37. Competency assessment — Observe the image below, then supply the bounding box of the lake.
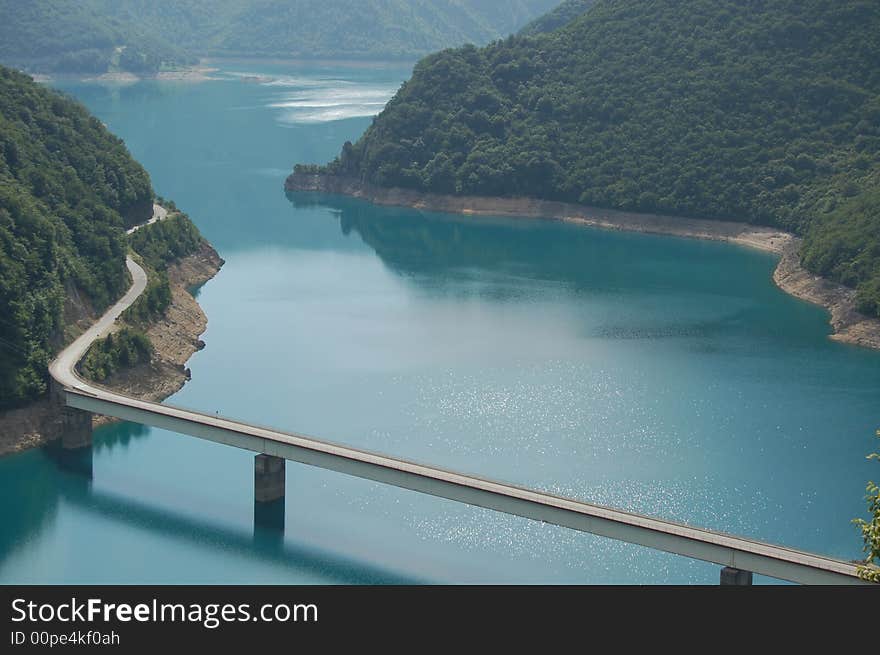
[1,61,878,584]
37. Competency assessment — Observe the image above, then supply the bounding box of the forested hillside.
[304,0,880,315]
[0,0,560,72]
[204,0,559,59]
[519,0,596,35]
[0,0,194,74]
[0,65,153,408]
[801,185,880,316]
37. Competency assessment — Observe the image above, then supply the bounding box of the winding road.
[129,203,167,234]
[48,204,165,391]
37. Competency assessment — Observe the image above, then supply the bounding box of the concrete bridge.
[48,223,870,586]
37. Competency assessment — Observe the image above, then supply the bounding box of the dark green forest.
[802,187,880,316]
[128,212,203,273]
[0,0,194,74]
[1,0,559,72]
[78,327,152,382]
[307,0,880,316]
[0,65,153,408]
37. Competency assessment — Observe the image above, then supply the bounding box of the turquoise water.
[1,62,878,584]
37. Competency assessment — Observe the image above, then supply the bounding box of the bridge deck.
[65,386,867,585]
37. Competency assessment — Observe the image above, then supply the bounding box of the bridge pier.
[61,407,93,449]
[50,379,93,450]
[720,567,753,586]
[255,454,285,503]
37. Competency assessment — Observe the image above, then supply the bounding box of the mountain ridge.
[0,0,561,73]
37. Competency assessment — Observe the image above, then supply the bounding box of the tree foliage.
[519,0,597,36]
[210,0,558,59]
[0,65,153,408]
[801,187,880,317]
[123,210,205,325]
[78,327,152,383]
[854,431,880,583]
[310,0,880,310]
[128,212,203,272]
[0,0,194,74]
[123,269,172,326]
[1,0,559,70]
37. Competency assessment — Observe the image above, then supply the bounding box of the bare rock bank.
[0,241,224,456]
[287,173,880,350]
[92,241,224,427]
[773,239,880,350]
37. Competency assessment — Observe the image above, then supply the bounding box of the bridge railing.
[61,385,868,586]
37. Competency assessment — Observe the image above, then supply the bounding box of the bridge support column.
[61,407,93,450]
[50,378,93,450]
[255,454,285,503]
[720,567,753,586]
[254,454,285,537]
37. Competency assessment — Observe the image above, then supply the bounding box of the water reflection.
[287,191,772,294]
[62,482,418,584]
[93,421,150,454]
[285,191,805,350]
[53,78,196,108]
[254,499,286,544]
[0,450,61,566]
[43,439,94,480]
[0,431,418,583]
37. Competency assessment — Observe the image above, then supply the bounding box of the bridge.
[48,219,870,585]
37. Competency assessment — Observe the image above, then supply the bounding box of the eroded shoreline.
[92,240,225,427]
[286,172,880,350]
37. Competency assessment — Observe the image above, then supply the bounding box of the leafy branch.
[853,430,880,583]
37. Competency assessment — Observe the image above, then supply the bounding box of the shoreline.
[201,55,416,69]
[30,65,220,85]
[91,240,224,427]
[0,241,224,457]
[28,55,415,85]
[286,172,880,350]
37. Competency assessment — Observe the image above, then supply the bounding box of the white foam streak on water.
[223,72,332,88]
[285,106,389,123]
[263,75,345,88]
[252,73,398,124]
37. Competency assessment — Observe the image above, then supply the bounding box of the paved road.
[49,203,165,389]
[127,203,168,235]
[49,257,147,390]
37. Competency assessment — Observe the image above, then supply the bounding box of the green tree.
[78,327,152,382]
[854,431,880,583]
